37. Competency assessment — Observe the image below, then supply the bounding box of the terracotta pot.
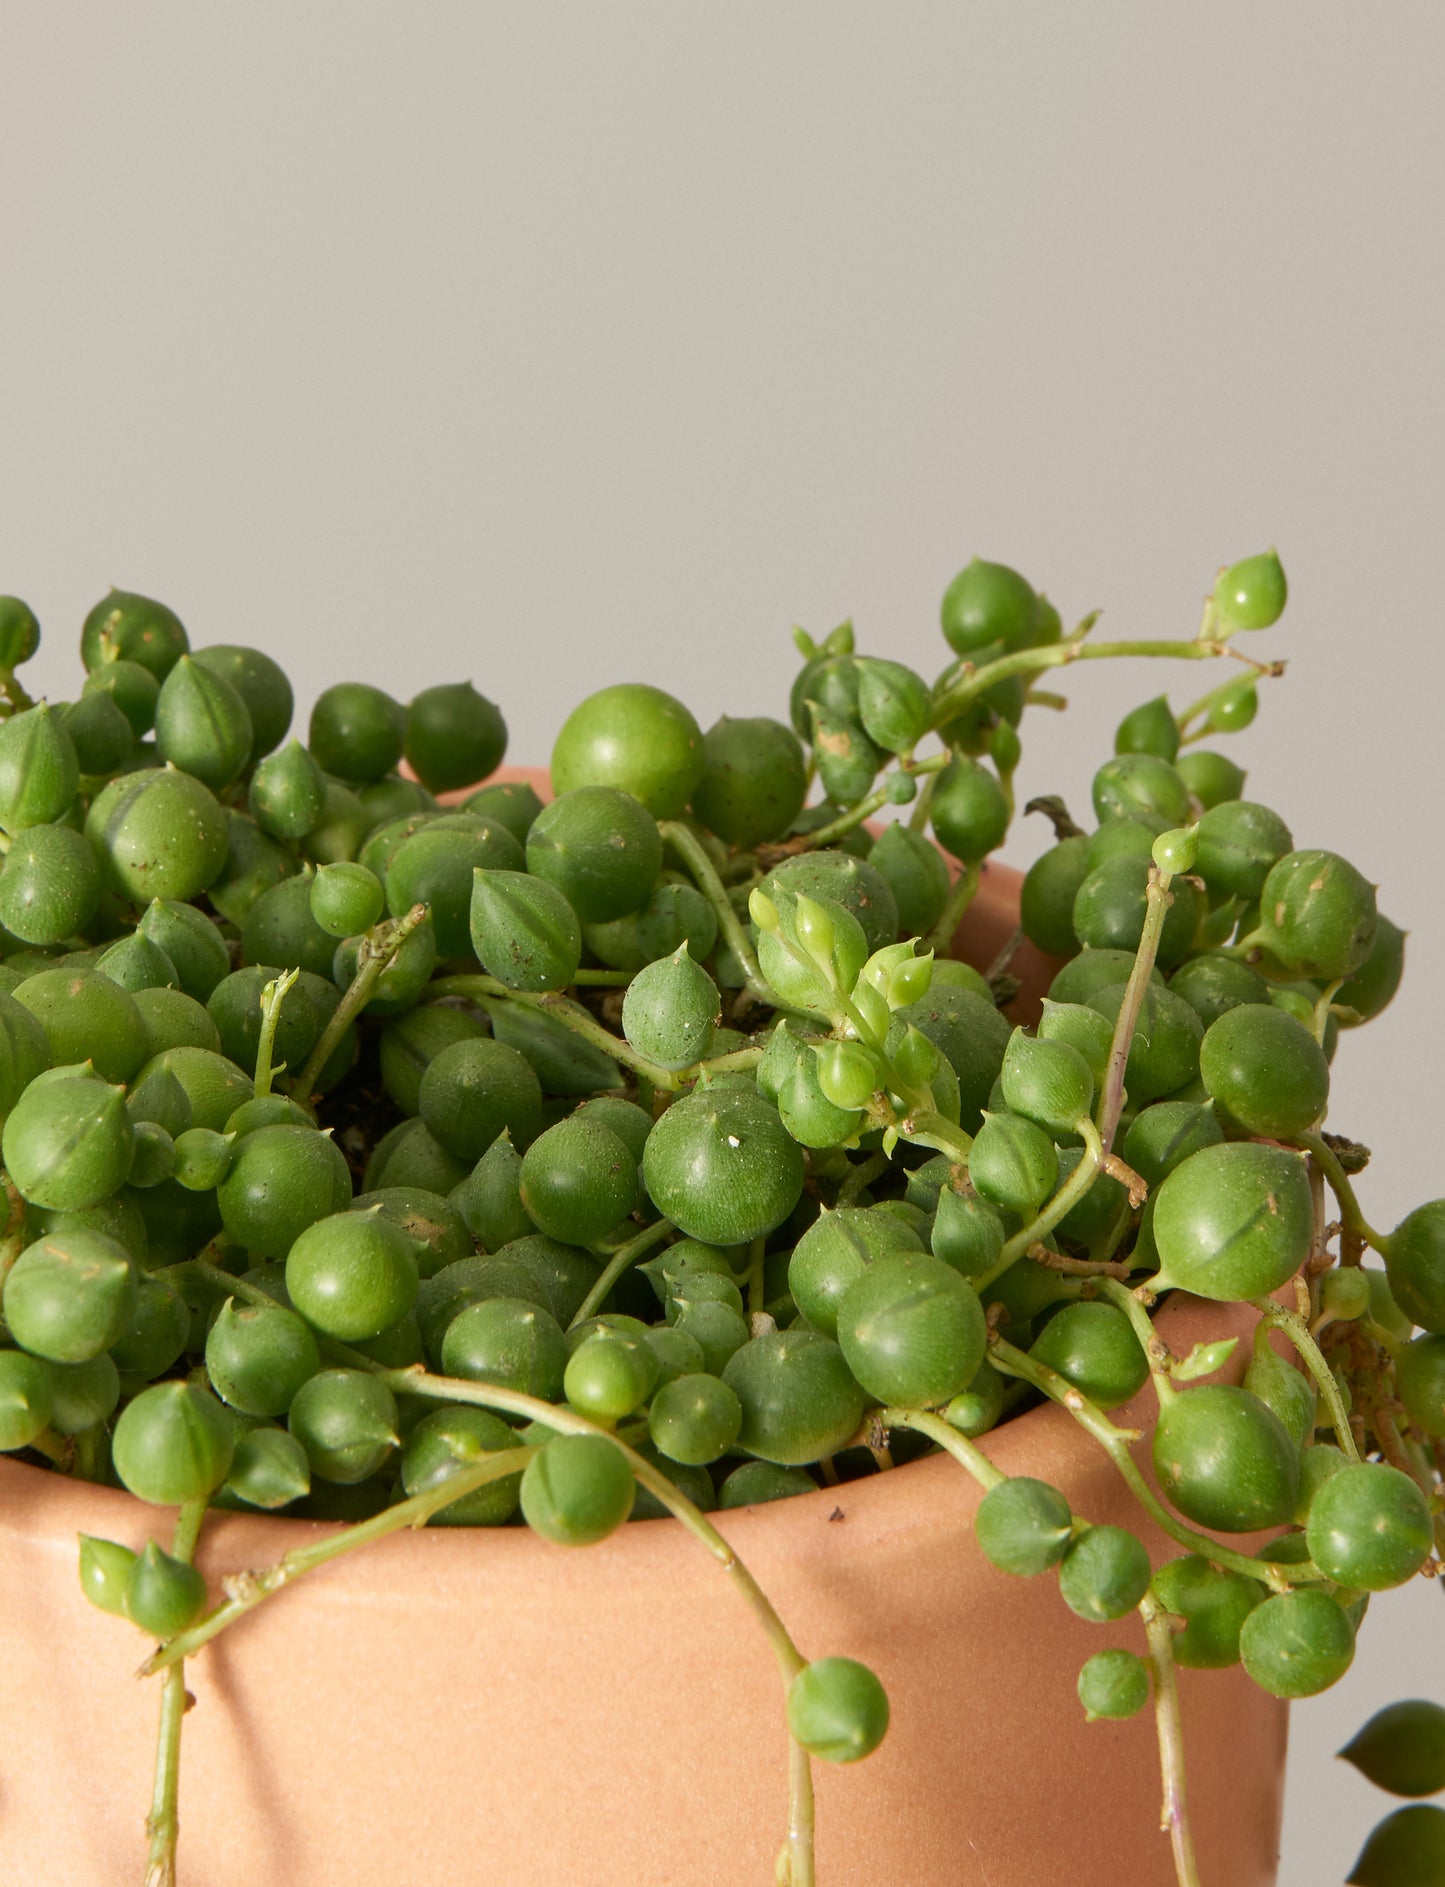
[0,797,1287,1887]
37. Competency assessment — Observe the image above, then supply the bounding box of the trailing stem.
[427,974,762,1093]
[798,752,950,850]
[1141,1593,1201,1887]
[922,860,980,956]
[1096,865,1174,1152]
[879,1407,1006,1492]
[929,630,1280,731]
[142,1452,538,1673]
[143,1497,207,1887]
[568,1217,675,1330]
[146,1372,820,1887]
[658,820,777,1007]
[1249,1297,1362,1463]
[987,1337,1310,1587]
[1296,1130,1388,1252]
[975,1119,1108,1290]
[292,903,430,1100]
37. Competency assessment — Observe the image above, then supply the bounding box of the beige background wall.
[2,6,1441,1881]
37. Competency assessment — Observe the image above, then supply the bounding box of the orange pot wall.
[0,787,1286,1886]
[0,1293,1284,1887]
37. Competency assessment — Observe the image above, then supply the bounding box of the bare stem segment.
[659,819,777,1007]
[1096,865,1173,1152]
[142,1497,207,1887]
[293,902,430,1099]
[1141,1593,1202,1887]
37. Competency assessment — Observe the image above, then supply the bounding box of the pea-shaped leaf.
[968,1111,1058,1219]
[1340,1701,1445,1799]
[1239,1588,1355,1698]
[1152,1383,1300,1533]
[643,1086,804,1248]
[1077,1648,1150,1721]
[154,655,253,791]
[836,1252,986,1408]
[520,1433,635,1546]
[621,947,720,1070]
[1347,1805,1445,1887]
[1150,1141,1313,1301]
[1000,1028,1094,1136]
[1255,848,1378,982]
[787,1657,889,1763]
[855,657,931,755]
[0,704,79,832]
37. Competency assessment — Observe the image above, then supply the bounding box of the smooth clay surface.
[0,855,1287,1887]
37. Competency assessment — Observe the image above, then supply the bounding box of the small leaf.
[1171,1338,1239,1382]
[885,952,934,1011]
[849,979,891,1048]
[859,939,915,989]
[792,894,837,977]
[748,888,782,935]
[814,1041,879,1113]
[890,1023,941,1091]
[1340,1702,1445,1799]
[78,1535,139,1618]
[792,626,820,659]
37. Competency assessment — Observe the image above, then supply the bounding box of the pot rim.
[0,1292,1245,1593]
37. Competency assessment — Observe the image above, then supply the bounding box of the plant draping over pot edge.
[0,556,1438,1887]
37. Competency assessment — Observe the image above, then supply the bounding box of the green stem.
[568,1217,674,1330]
[143,1451,537,1674]
[142,1497,207,1887]
[292,902,430,1100]
[1096,865,1173,1152]
[616,1445,814,1885]
[1093,1277,1178,1405]
[929,633,1264,731]
[570,969,635,986]
[432,977,691,1090]
[923,861,980,956]
[1296,1131,1388,1251]
[908,771,939,834]
[782,1738,817,1887]
[801,753,950,849]
[0,666,35,713]
[1141,1591,1201,1887]
[252,967,300,1098]
[696,1045,765,1077]
[896,1111,974,1164]
[837,1149,889,1207]
[880,1407,1006,1491]
[178,1258,277,1311]
[987,1337,1307,1586]
[1310,978,1342,1047]
[659,820,777,1006]
[1250,1298,1362,1463]
[975,1118,1106,1289]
